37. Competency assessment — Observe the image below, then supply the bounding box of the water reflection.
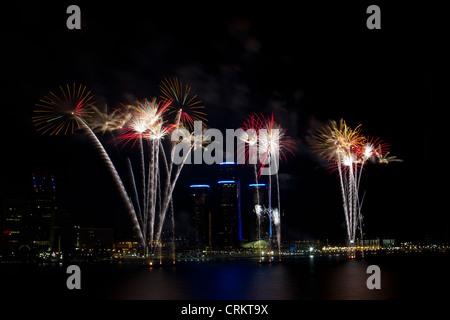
[108,256,383,300]
[1,254,447,300]
[109,261,295,299]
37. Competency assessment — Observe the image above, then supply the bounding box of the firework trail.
[114,98,174,254]
[254,204,263,261]
[114,102,150,249]
[239,113,295,260]
[314,119,400,256]
[126,157,143,225]
[259,113,296,260]
[238,114,264,260]
[272,207,280,259]
[158,141,176,263]
[154,77,208,257]
[104,80,207,259]
[35,81,208,261]
[33,85,144,244]
[80,120,144,244]
[155,125,211,249]
[314,120,359,248]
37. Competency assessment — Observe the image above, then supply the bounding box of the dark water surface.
[1,253,449,300]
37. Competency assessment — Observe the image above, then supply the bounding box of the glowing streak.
[33,83,94,135]
[314,119,400,253]
[35,83,208,260]
[126,157,142,225]
[78,120,144,244]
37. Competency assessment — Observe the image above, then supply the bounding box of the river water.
[1,253,449,300]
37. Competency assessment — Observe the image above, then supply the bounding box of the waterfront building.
[25,173,58,251]
[189,184,211,250]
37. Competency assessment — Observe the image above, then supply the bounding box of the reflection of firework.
[159,76,207,130]
[33,84,94,135]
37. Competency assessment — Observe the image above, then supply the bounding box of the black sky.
[1,1,447,243]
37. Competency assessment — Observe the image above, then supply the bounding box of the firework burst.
[238,112,296,261]
[238,113,296,175]
[33,84,144,244]
[115,98,173,148]
[159,76,207,130]
[360,136,390,162]
[33,83,95,135]
[314,119,399,257]
[258,113,296,169]
[34,83,208,261]
[237,113,263,165]
[89,104,131,135]
[314,119,364,162]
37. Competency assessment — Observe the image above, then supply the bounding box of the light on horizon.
[249,183,266,187]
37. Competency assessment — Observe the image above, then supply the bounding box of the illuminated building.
[188,163,281,250]
[26,173,58,251]
[189,185,211,250]
[218,162,236,179]
[77,227,114,251]
[1,173,66,254]
[213,162,242,249]
[1,196,25,252]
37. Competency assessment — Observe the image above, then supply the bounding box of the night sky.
[1,1,447,243]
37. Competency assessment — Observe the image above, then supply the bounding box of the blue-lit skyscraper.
[213,162,242,249]
[189,185,211,249]
[27,173,58,251]
[242,183,269,243]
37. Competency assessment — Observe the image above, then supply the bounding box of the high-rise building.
[53,208,77,253]
[218,161,237,180]
[26,173,58,251]
[214,180,241,249]
[189,184,211,250]
[188,162,278,250]
[1,196,25,252]
[77,227,114,251]
[213,162,242,249]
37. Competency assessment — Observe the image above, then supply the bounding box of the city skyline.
[1,157,447,258]
[2,166,444,257]
[1,2,449,308]
[2,2,447,250]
